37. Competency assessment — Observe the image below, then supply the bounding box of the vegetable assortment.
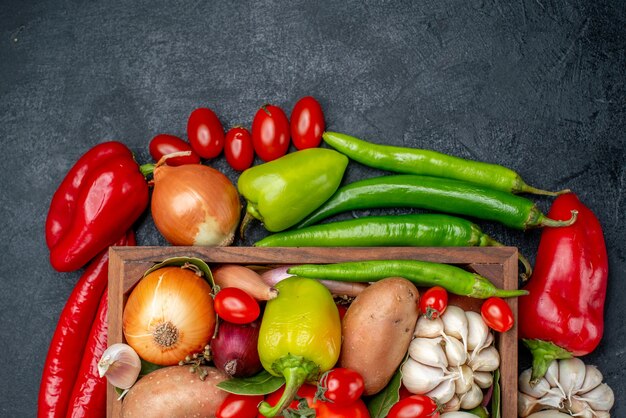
[41,95,616,417]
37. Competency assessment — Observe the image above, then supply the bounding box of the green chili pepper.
[257,276,341,417]
[297,175,577,230]
[256,213,532,278]
[238,148,348,232]
[323,131,569,196]
[287,260,528,299]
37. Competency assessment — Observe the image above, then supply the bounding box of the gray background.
[1,0,624,416]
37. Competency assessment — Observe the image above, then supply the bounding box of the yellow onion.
[122,266,215,366]
[151,159,241,246]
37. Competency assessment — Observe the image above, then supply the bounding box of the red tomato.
[217,393,264,418]
[251,104,290,161]
[387,395,440,418]
[290,96,325,150]
[187,107,225,159]
[224,127,254,171]
[317,368,365,406]
[481,297,514,332]
[214,288,260,324]
[419,286,448,319]
[149,134,201,166]
[260,384,370,418]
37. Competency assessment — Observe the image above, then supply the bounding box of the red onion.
[210,319,262,378]
[260,265,368,297]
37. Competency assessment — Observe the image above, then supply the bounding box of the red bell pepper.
[47,142,148,272]
[65,290,109,418]
[519,193,608,381]
[38,231,135,418]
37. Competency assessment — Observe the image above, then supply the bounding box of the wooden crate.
[107,246,519,418]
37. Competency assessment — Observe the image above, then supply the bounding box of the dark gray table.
[1,1,624,416]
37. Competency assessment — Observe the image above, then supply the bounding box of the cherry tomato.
[419,286,448,319]
[251,104,290,161]
[149,134,201,166]
[214,287,260,324]
[290,96,325,150]
[187,107,225,159]
[217,393,264,418]
[387,395,440,418]
[481,297,514,332]
[317,368,364,406]
[260,384,369,418]
[224,127,254,171]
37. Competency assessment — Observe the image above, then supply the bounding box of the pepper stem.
[523,339,573,384]
[257,354,319,417]
[540,210,578,228]
[471,275,529,299]
[239,210,255,241]
[519,184,571,196]
[139,163,155,177]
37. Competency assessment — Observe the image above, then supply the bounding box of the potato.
[122,366,229,418]
[340,277,419,395]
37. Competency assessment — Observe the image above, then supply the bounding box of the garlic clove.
[518,392,545,417]
[443,395,461,412]
[545,360,562,390]
[98,343,142,390]
[579,364,603,394]
[576,383,615,412]
[401,357,452,394]
[454,365,473,395]
[473,371,493,389]
[519,368,551,398]
[413,315,444,338]
[465,311,488,352]
[441,306,469,352]
[564,397,595,418]
[468,345,500,372]
[526,411,575,417]
[426,377,456,404]
[408,337,448,370]
[537,387,567,409]
[459,382,483,410]
[443,335,467,367]
[558,358,586,399]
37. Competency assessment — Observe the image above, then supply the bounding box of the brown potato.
[121,366,229,418]
[340,277,419,395]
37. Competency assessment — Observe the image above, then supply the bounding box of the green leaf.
[217,370,285,395]
[366,363,404,418]
[464,405,490,418]
[139,359,162,377]
[491,368,501,418]
[143,256,216,288]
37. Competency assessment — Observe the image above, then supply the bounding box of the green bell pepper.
[257,276,342,417]
[237,148,348,232]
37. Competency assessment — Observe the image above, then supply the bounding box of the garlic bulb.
[98,343,141,389]
[518,359,614,417]
[403,305,499,411]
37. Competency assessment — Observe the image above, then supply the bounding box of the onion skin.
[210,319,262,378]
[151,163,241,246]
[213,265,278,301]
[260,265,368,297]
[123,266,216,366]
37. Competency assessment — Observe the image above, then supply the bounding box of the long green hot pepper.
[288,260,528,299]
[323,131,568,196]
[256,213,532,278]
[296,175,577,230]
